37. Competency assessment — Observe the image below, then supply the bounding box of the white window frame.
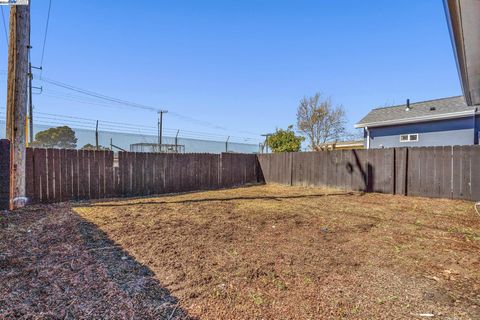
[399,133,419,143]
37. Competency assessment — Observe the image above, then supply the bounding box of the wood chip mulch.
[0,204,192,319]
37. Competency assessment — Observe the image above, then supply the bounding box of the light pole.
[261,133,272,153]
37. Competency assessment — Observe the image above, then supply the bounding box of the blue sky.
[0,0,461,143]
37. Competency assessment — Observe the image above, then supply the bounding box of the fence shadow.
[349,150,374,192]
[75,214,194,319]
[0,205,194,319]
[85,191,361,208]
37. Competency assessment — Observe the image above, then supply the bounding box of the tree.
[267,126,304,153]
[31,126,78,149]
[297,93,346,151]
[81,143,109,151]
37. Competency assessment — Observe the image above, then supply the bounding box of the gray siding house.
[355,96,479,149]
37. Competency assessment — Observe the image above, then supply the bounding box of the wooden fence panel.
[471,147,480,201]
[0,140,10,209]
[121,152,128,195]
[34,148,47,202]
[65,150,73,200]
[452,146,471,200]
[432,147,449,199]
[97,151,105,198]
[309,152,318,186]
[52,149,61,202]
[26,148,34,201]
[423,147,435,198]
[319,151,328,187]
[133,152,141,196]
[89,151,98,199]
[46,149,54,202]
[407,147,420,197]
[416,147,427,197]
[337,151,346,190]
[394,148,407,195]
[350,149,368,192]
[259,153,290,185]
[78,150,86,200]
[367,149,389,194]
[257,146,480,201]
[221,153,231,187]
[105,151,114,198]
[163,153,171,194]
[18,145,480,204]
[126,152,134,196]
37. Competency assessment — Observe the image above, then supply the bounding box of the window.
[400,134,419,142]
[400,135,409,142]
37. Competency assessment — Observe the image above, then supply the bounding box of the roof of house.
[355,96,477,128]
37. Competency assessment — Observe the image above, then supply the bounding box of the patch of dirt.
[2,184,480,319]
[0,204,189,319]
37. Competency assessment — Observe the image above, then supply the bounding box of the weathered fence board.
[15,145,480,205]
[258,146,480,202]
[113,152,258,198]
[0,140,10,210]
[25,147,35,201]
[24,149,259,203]
[25,148,115,203]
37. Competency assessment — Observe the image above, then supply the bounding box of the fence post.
[404,148,409,196]
[0,140,10,210]
[393,148,396,195]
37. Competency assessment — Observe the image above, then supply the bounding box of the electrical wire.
[38,76,158,111]
[1,6,8,47]
[35,76,262,136]
[40,0,52,71]
[30,111,256,141]
[0,109,259,143]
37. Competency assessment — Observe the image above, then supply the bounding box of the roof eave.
[354,109,476,128]
[444,0,480,106]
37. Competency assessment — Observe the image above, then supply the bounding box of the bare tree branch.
[296,93,346,151]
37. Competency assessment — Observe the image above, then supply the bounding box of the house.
[317,140,364,151]
[355,96,479,149]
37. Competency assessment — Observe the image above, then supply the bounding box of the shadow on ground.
[84,191,361,208]
[0,204,194,319]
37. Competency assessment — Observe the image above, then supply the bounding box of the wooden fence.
[116,152,259,196]
[25,149,260,203]
[258,146,480,201]
[26,148,115,203]
[0,140,10,209]
[2,145,479,207]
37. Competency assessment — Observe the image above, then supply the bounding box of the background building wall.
[0,121,260,154]
[367,116,475,148]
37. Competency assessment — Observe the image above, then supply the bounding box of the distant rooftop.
[355,96,477,128]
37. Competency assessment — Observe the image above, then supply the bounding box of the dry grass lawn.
[2,184,480,319]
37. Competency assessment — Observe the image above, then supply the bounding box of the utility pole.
[157,110,168,153]
[261,133,272,153]
[6,2,30,209]
[27,62,41,145]
[225,136,230,153]
[28,62,33,144]
[95,120,99,150]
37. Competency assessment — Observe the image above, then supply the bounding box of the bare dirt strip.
[1,184,479,319]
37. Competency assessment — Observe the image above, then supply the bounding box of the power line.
[40,0,52,70]
[38,76,159,111]
[0,109,260,143]
[35,76,262,136]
